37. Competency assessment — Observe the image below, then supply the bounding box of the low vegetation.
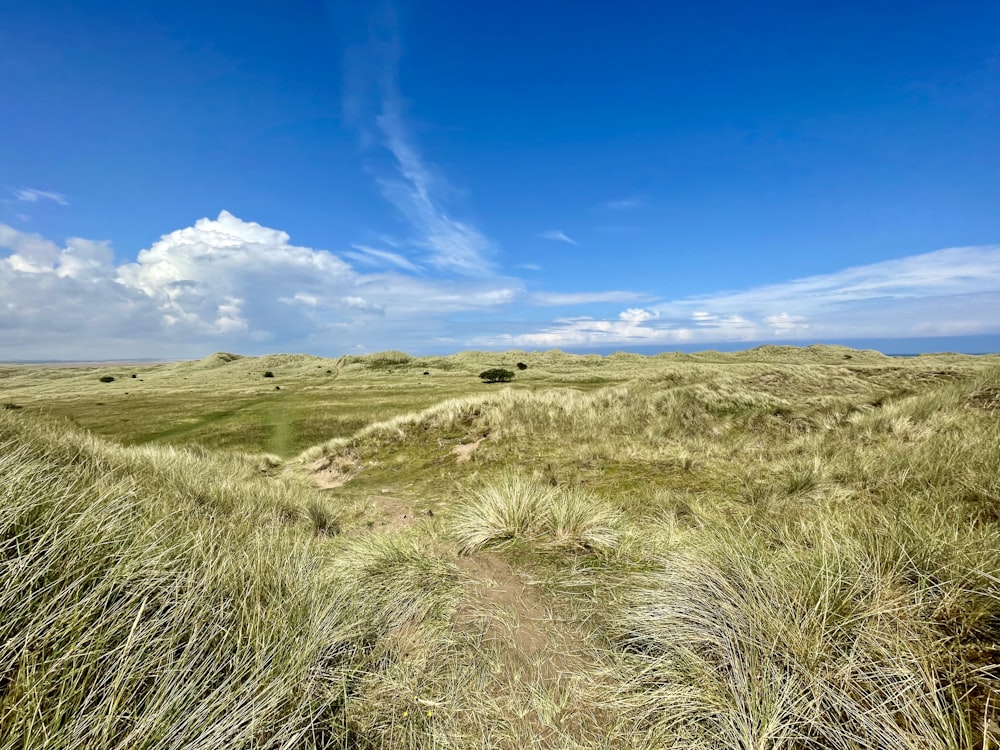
[1,345,998,748]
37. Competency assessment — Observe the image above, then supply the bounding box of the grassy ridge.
[2,347,999,748]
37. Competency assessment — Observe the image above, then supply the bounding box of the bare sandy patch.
[367,494,423,531]
[309,452,361,489]
[452,431,489,463]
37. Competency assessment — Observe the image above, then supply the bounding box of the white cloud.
[764,312,809,334]
[344,244,421,272]
[339,9,495,279]
[537,230,578,245]
[619,308,657,324]
[376,96,495,276]
[655,245,1000,327]
[0,225,63,272]
[484,316,693,349]
[602,197,643,211]
[0,211,524,359]
[342,296,385,314]
[4,214,997,359]
[15,188,68,206]
[479,245,1000,349]
[531,290,651,306]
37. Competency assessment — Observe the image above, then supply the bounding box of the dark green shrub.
[516,362,528,370]
[479,368,515,384]
[3,403,22,410]
[263,371,274,378]
[99,376,115,383]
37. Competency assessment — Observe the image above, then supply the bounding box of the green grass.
[1,346,999,748]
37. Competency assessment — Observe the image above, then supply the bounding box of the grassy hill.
[2,347,999,748]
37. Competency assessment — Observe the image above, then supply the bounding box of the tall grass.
[612,526,979,749]
[3,352,999,748]
[0,413,354,748]
[452,473,621,555]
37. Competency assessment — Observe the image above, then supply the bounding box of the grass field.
[2,344,999,748]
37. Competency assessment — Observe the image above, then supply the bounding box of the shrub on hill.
[516,362,528,370]
[263,371,274,378]
[479,368,515,384]
[99,375,114,383]
[362,350,413,370]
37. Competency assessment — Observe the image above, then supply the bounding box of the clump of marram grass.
[610,521,986,750]
[452,473,621,554]
[0,413,357,748]
[326,532,462,638]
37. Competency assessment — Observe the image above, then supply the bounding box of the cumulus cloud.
[15,188,68,206]
[0,211,525,359]
[537,230,578,245]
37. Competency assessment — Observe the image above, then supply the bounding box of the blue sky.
[2,0,999,358]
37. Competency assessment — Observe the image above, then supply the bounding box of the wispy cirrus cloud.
[344,243,422,272]
[15,188,68,206]
[375,96,496,276]
[530,290,653,306]
[602,196,643,211]
[537,229,578,245]
[336,3,497,278]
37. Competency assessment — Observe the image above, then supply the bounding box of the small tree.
[263,371,274,378]
[479,368,514,384]
[99,375,115,383]
[516,362,528,370]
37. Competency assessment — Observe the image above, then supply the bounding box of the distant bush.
[516,362,528,370]
[99,375,115,383]
[263,371,274,378]
[2,402,22,410]
[131,374,137,378]
[479,368,515,384]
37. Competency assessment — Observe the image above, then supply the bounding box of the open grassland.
[2,344,1000,749]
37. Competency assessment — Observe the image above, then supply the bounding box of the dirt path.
[453,551,612,745]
